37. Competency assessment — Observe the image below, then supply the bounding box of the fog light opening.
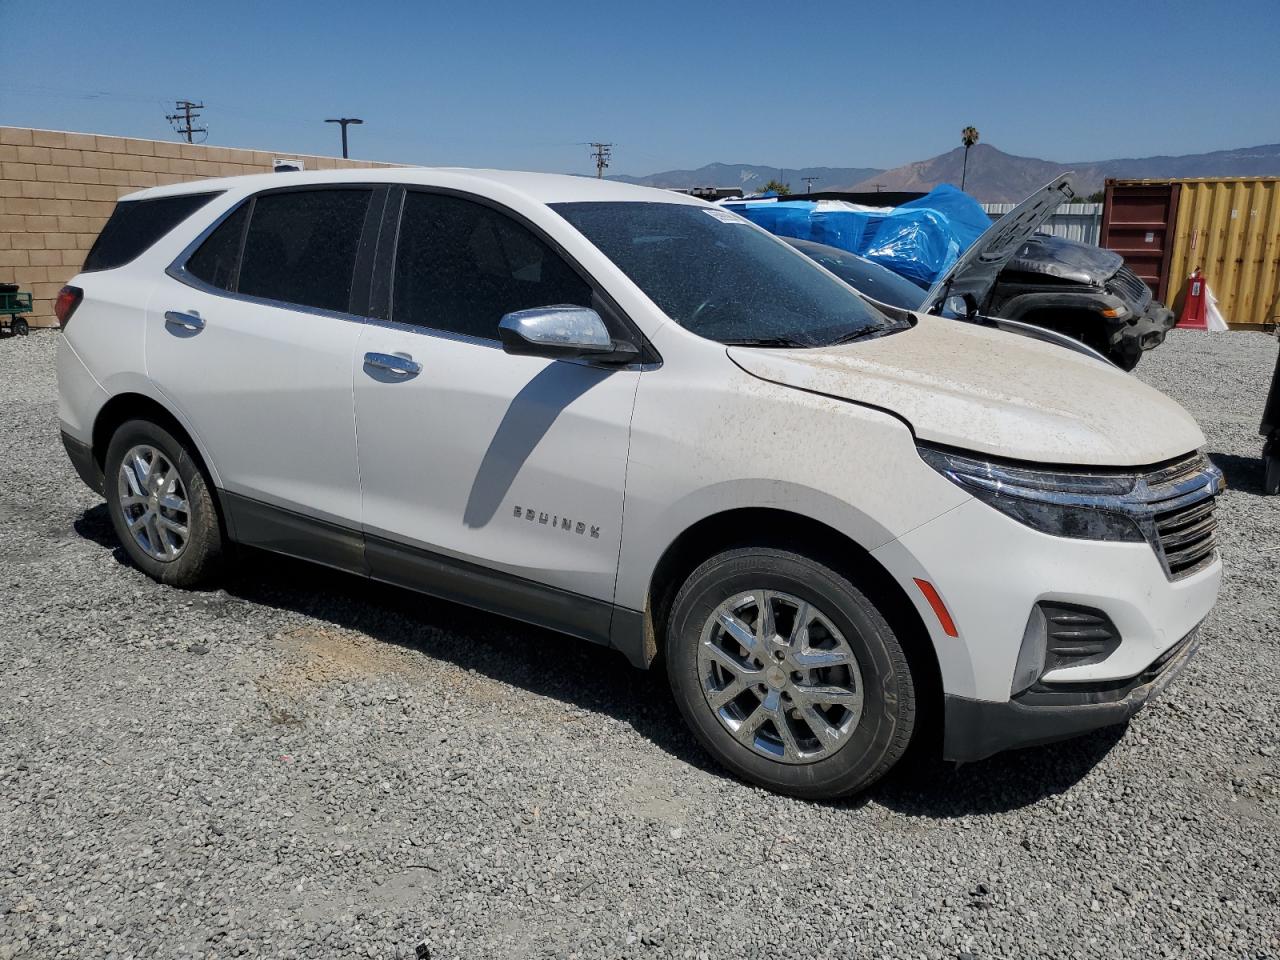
[1012,606,1049,697]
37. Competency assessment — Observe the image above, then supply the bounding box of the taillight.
[54,285,83,328]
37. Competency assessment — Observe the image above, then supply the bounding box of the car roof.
[121,167,709,208]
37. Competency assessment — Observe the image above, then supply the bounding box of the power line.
[165,100,206,143]
[802,176,820,193]
[589,142,612,178]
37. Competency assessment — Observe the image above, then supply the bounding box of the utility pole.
[802,176,819,194]
[589,142,612,178]
[326,118,364,159]
[165,100,206,144]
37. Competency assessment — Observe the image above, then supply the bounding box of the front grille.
[1107,264,1153,309]
[1155,497,1218,577]
[1138,454,1220,579]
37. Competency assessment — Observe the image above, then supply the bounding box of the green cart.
[0,283,33,337]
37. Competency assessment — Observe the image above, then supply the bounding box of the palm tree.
[960,126,980,191]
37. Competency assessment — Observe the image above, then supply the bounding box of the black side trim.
[223,492,367,576]
[608,606,649,669]
[221,494,645,664]
[61,431,104,495]
[366,534,616,649]
[943,627,1200,763]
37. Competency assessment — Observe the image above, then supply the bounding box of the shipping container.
[1103,178,1280,330]
[1099,181,1180,302]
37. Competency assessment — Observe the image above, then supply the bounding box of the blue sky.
[3,0,1277,176]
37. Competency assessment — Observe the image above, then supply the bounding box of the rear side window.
[83,193,219,272]
[392,191,592,340]
[236,189,373,313]
[185,203,249,291]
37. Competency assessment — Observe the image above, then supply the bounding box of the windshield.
[551,201,902,347]
[784,238,927,311]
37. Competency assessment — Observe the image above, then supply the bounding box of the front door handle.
[164,310,204,332]
[363,351,421,377]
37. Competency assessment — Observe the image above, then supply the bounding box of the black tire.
[103,418,224,587]
[666,548,915,800]
[1264,443,1280,496]
[12,318,29,336]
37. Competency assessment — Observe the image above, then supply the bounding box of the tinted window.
[237,189,372,313]
[83,193,219,272]
[393,192,592,340]
[553,202,899,348]
[185,203,248,291]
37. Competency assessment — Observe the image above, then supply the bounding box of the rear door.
[147,186,384,566]
[352,188,640,623]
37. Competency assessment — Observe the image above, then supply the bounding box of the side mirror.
[941,294,973,319]
[498,305,636,362]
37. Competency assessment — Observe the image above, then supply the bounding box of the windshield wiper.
[720,336,811,348]
[828,321,910,346]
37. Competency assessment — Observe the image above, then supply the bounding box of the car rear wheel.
[104,419,224,587]
[666,547,915,799]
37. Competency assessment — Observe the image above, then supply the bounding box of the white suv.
[56,169,1222,798]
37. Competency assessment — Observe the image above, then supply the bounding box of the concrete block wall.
[0,126,402,328]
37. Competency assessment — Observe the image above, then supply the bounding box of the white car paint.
[352,322,640,602]
[57,166,1222,754]
[727,314,1206,466]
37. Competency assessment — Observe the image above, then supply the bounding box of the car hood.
[1006,234,1123,286]
[726,314,1205,466]
[922,174,1076,315]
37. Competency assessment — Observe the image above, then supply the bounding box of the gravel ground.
[1,328,1277,960]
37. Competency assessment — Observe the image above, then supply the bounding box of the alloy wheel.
[117,444,191,562]
[697,589,864,764]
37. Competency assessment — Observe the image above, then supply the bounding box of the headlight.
[917,445,1144,542]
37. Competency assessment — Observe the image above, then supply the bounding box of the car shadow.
[1207,451,1265,496]
[865,724,1125,817]
[462,362,613,529]
[74,504,1127,814]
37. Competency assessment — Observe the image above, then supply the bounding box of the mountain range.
[611,143,1280,202]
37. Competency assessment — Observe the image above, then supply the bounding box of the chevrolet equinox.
[56,169,1223,798]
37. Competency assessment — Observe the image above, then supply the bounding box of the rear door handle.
[363,351,421,377]
[164,310,204,332]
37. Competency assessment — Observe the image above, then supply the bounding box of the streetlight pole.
[325,117,364,159]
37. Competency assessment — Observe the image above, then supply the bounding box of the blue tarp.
[724,184,991,288]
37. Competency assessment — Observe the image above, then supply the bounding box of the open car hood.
[726,314,1205,467]
[922,174,1077,315]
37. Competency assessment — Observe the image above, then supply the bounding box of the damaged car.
[734,177,1176,370]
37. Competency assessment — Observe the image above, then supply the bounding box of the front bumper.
[942,625,1200,762]
[1121,301,1177,354]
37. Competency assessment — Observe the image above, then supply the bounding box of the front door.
[352,190,639,627]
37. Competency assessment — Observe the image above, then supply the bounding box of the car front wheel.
[666,547,916,799]
[103,418,224,587]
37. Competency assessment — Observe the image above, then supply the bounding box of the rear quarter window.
[82,193,220,272]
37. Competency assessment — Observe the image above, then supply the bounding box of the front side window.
[552,201,902,347]
[235,189,373,313]
[392,191,592,341]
